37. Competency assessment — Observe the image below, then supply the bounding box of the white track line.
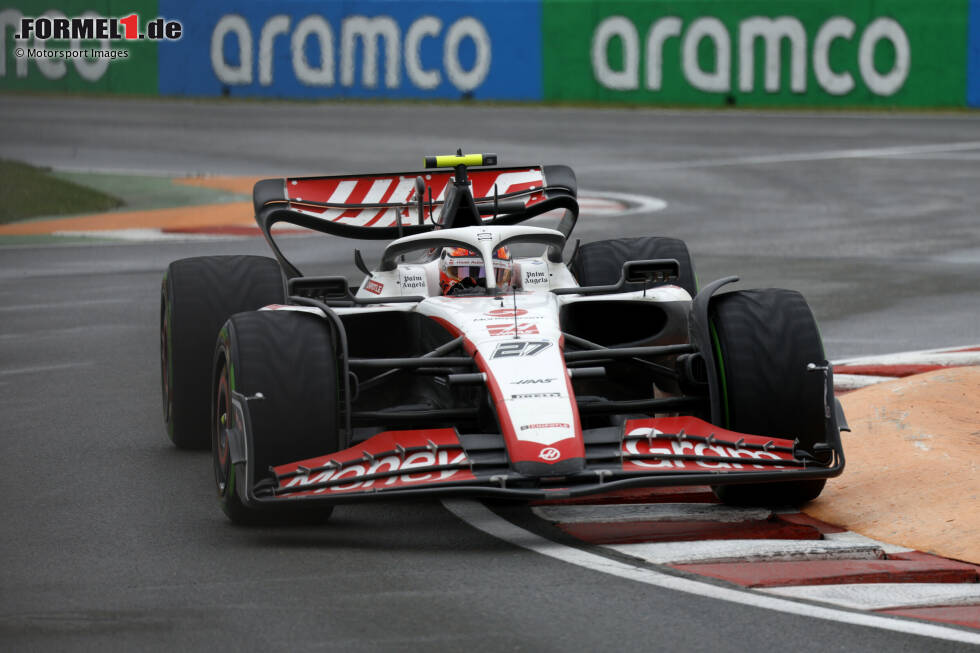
[760,583,980,611]
[0,298,130,312]
[833,343,980,364]
[605,539,883,565]
[834,349,980,368]
[53,229,249,242]
[0,361,94,377]
[833,374,896,390]
[443,499,980,645]
[831,344,980,390]
[577,189,668,216]
[822,531,913,555]
[532,503,772,524]
[592,141,980,173]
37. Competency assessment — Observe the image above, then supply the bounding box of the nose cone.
[512,456,585,477]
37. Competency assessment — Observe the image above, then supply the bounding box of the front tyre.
[571,236,697,297]
[161,255,284,449]
[213,310,340,525]
[708,289,829,507]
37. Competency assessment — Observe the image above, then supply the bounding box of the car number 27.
[491,340,553,359]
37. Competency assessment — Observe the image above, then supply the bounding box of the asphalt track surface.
[1,97,978,651]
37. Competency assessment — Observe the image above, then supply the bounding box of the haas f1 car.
[160,153,846,524]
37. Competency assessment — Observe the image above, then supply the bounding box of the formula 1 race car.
[160,153,847,524]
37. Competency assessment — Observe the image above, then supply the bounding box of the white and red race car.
[160,153,847,524]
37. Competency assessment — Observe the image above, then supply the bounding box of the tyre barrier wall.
[2,0,980,108]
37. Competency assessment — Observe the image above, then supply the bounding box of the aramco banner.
[157,0,541,100]
[542,0,971,107]
[1,0,978,107]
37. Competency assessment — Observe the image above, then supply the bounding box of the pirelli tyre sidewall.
[708,289,828,507]
[571,236,698,297]
[213,310,339,525]
[160,255,285,449]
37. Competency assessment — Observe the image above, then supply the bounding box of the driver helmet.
[439,246,512,295]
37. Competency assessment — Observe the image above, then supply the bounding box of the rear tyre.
[571,236,697,297]
[213,311,339,525]
[708,289,829,507]
[161,256,284,449]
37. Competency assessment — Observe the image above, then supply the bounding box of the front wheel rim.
[213,366,232,496]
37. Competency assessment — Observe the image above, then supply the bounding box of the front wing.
[230,413,844,509]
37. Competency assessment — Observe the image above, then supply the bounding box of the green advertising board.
[0,0,158,94]
[1,0,974,108]
[542,0,969,107]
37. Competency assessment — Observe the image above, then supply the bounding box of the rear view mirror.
[623,259,680,284]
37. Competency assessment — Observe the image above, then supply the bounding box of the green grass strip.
[0,159,122,224]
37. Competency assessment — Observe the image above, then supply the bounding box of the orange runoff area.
[0,201,254,235]
[172,175,263,195]
[0,175,265,236]
[807,366,980,564]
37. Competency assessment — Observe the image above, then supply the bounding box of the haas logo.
[486,308,527,317]
[539,447,561,461]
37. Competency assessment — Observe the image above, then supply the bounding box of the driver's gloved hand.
[447,276,485,296]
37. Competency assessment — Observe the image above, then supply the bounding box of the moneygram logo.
[15,14,182,41]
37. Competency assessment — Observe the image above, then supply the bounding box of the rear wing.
[253,165,578,277]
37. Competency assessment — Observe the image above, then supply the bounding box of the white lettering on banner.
[813,17,855,95]
[209,13,491,93]
[858,18,910,96]
[405,15,441,89]
[591,15,638,90]
[444,17,491,92]
[739,17,806,93]
[33,9,68,80]
[682,17,730,92]
[212,14,252,84]
[645,16,681,90]
[292,15,334,85]
[284,449,469,493]
[593,14,910,97]
[259,15,290,86]
[341,15,400,88]
[72,10,111,81]
[0,9,28,78]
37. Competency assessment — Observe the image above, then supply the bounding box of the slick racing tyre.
[708,289,829,507]
[161,255,285,449]
[213,310,340,525]
[571,236,697,297]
